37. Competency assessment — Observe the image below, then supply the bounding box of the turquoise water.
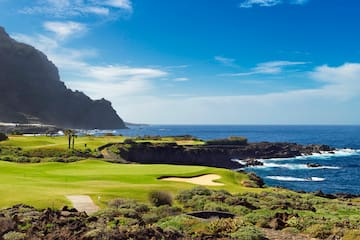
[101,125,360,194]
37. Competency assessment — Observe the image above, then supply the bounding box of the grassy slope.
[0,159,259,209]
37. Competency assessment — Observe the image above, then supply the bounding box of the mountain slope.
[0,26,126,129]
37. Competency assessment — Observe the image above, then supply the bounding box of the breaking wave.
[253,163,340,170]
[266,176,326,182]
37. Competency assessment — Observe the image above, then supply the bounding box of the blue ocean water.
[107,125,360,194]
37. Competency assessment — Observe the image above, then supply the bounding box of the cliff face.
[107,142,334,169]
[0,26,126,129]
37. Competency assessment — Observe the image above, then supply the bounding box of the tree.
[64,129,76,149]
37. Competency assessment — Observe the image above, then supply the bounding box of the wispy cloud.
[11,32,167,99]
[214,56,238,67]
[43,21,87,40]
[173,77,189,82]
[20,0,132,18]
[224,60,308,76]
[239,0,309,8]
[215,56,235,65]
[104,0,132,10]
[120,63,360,124]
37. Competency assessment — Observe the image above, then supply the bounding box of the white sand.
[160,174,224,186]
[66,195,100,214]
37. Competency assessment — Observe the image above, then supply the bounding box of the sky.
[1,0,360,125]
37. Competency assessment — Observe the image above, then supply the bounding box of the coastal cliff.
[0,26,125,129]
[106,141,334,169]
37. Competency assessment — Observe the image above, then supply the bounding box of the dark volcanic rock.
[0,124,62,135]
[107,142,335,169]
[307,163,322,168]
[0,26,125,129]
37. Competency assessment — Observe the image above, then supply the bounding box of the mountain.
[0,26,126,129]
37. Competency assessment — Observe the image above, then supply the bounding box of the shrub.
[0,132,8,141]
[343,230,360,240]
[149,191,173,207]
[230,226,266,240]
[150,205,182,219]
[3,231,26,240]
[108,198,149,214]
[176,186,212,203]
[305,224,332,239]
[157,215,202,233]
[206,218,245,236]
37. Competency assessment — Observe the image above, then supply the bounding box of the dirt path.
[66,195,100,214]
[160,174,224,186]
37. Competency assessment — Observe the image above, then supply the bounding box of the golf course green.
[0,135,256,209]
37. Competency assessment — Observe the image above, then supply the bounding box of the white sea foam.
[266,176,325,182]
[251,162,340,170]
[258,148,360,162]
[231,159,246,165]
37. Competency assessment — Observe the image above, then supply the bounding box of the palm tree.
[64,129,75,149]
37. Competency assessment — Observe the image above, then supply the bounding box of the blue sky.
[1,0,360,124]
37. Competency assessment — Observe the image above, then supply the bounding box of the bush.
[3,231,26,240]
[0,132,8,141]
[230,226,266,240]
[157,215,202,233]
[149,191,173,207]
[176,186,212,203]
[343,230,360,240]
[305,224,332,239]
[150,205,182,219]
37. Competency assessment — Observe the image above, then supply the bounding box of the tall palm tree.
[64,129,74,149]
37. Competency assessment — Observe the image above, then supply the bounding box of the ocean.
[100,125,360,195]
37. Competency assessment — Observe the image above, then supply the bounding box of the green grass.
[0,135,204,150]
[0,135,126,150]
[0,159,258,209]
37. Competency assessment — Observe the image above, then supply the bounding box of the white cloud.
[225,60,307,76]
[118,63,360,124]
[239,0,282,8]
[11,32,167,100]
[104,0,132,10]
[83,6,110,16]
[44,21,87,40]
[173,77,189,82]
[239,0,309,8]
[20,0,132,17]
[215,56,236,65]
[310,63,360,99]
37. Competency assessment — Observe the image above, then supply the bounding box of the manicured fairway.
[0,160,255,209]
[0,135,126,150]
[0,135,204,150]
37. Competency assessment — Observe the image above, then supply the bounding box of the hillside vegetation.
[0,135,359,239]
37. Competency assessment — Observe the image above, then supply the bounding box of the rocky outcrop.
[0,204,182,240]
[0,124,62,135]
[0,26,125,129]
[107,142,335,169]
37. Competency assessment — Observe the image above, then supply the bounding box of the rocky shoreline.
[0,124,62,135]
[105,141,335,169]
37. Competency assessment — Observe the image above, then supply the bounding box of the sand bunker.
[66,195,99,214]
[160,174,224,186]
